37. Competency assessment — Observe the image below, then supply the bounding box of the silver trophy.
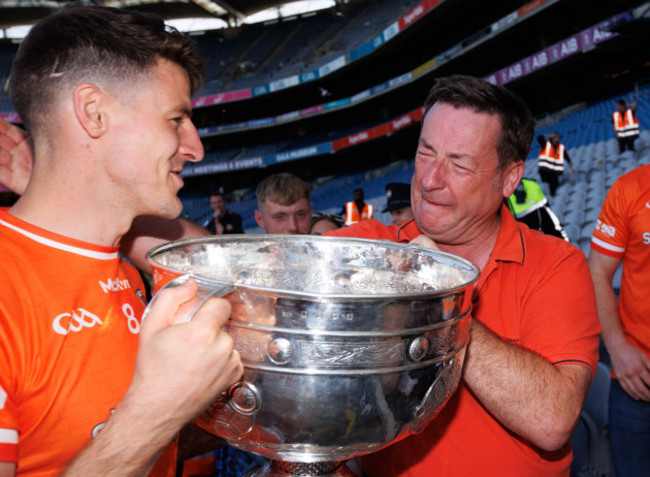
[146,235,479,477]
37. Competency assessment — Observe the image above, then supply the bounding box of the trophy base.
[246,460,358,477]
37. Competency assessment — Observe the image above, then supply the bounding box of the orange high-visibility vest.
[344,201,374,226]
[613,109,640,139]
[538,141,566,173]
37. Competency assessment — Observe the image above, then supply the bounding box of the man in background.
[0,7,242,476]
[203,188,243,234]
[506,177,569,241]
[382,182,414,226]
[612,99,640,154]
[588,164,650,477]
[254,172,312,234]
[343,187,374,226]
[537,131,574,197]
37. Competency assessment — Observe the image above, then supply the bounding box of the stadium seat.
[564,223,580,244]
[570,362,613,477]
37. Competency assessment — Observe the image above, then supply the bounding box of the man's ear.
[73,84,107,139]
[254,210,264,230]
[502,160,525,198]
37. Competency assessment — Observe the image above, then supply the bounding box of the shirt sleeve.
[0,311,19,462]
[591,180,628,258]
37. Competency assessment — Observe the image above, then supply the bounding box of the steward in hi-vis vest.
[343,188,374,226]
[613,99,640,153]
[537,132,573,197]
[506,178,569,242]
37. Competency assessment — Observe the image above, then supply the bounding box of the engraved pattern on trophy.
[298,340,406,367]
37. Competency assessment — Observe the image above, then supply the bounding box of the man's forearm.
[121,216,211,275]
[463,320,590,451]
[592,274,624,352]
[62,397,179,476]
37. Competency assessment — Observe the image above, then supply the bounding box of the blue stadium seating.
[181,82,650,241]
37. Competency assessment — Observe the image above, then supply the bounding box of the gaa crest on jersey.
[52,308,103,335]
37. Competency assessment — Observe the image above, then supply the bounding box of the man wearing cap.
[382,182,414,226]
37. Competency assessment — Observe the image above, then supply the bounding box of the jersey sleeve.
[591,179,628,258]
[0,284,20,462]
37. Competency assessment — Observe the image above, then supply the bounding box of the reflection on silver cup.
[147,235,479,477]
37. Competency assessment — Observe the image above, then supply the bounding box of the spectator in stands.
[382,182,414,226]
[203,188,243,234]
[330,74,600,476]
[612,99,640,154]
[588,164,650,477]
[506,177,569,241]
[537,131,574,197]
[310,211,343,235]
[0,6,242,476]
[342,187,374,226]
[254,172,312,234]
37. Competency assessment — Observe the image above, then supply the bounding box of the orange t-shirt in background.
[0,210,174,475]
[591,164,650,363]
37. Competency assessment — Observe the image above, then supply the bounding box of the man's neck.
[437,217,502,271]
[10,178,132,248]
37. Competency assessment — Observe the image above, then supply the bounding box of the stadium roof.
[0,0,328,29]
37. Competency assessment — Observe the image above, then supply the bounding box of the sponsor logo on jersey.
[595,219,616,238]
[99,277,132,293]
[643,232,650,245]
[52,308,103,335]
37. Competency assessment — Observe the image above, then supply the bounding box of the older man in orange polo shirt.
[330,75,600,476]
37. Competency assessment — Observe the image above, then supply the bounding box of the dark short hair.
[423,75,535,169]
[311,212,344,228]
[10,5,205,136]
[256,173,311,207]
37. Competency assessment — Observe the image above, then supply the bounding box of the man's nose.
[180,123,204,163]
[286,215,298,233]
[421,159,446,189]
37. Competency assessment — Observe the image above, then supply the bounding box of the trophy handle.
[142,274,235,323]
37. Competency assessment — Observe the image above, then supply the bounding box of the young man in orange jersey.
[331,75,601,476]
[589,165,650,477]
[0,6,242,476]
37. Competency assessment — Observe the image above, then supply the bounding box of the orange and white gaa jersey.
[0,209,148,475]
[591,165,650,358]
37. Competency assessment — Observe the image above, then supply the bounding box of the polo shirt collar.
[396,218,421,243]
[395,205,524,266]
[491,204,525,265]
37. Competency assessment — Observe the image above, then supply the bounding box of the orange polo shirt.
[329,206,600,476]
[591,165,650,363]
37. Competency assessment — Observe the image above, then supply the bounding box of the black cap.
[382,182,411,213]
